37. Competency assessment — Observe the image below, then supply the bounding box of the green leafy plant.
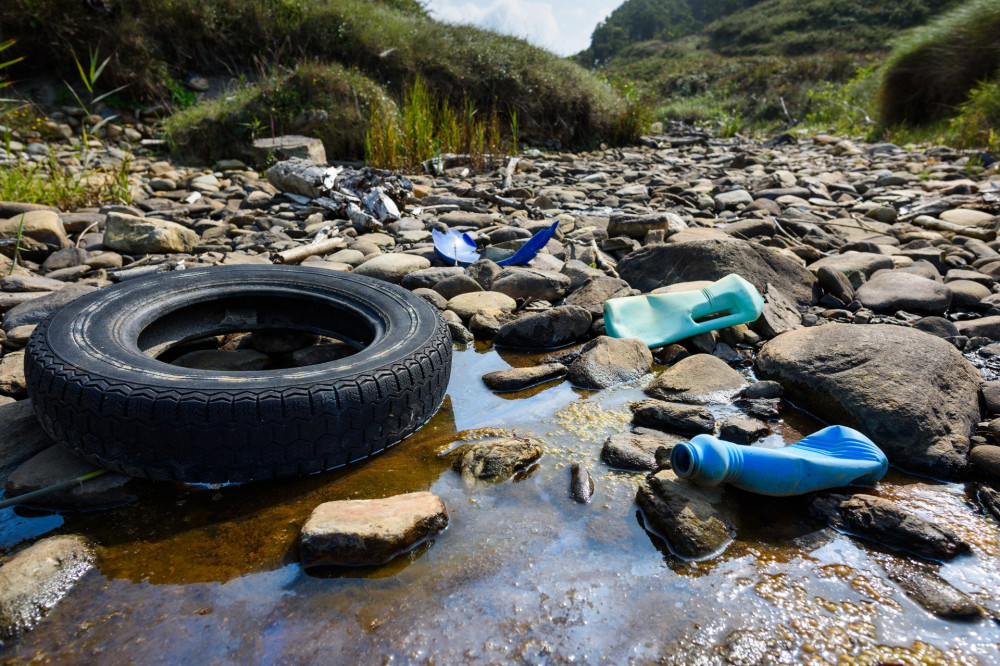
[8,213,25,276]
[64,46,126,148]
[364,76,514,171]
[0,39,24,92]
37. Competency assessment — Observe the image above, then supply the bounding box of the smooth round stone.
[969,445,1000,478]
[326,249,365,266]
[940,209,996,228]
[946,280,991,308]
[447,291,516,319]
[855,271,953,314]
[353,253,430,284]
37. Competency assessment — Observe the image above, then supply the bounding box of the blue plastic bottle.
[603,273,764,348]
[669,425,888,496]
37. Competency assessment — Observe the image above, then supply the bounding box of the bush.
[880,0,1000,125]
[162,62,396,162]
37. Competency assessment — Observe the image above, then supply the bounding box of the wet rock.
[570,464,594,503]
[103,212,198,254]
[0,351,26,398]
[855,271,953,314]
[490,267,570,302]
[446,317,474,344]
[299,492,449,568]
[0,535,96,642]
[0,210,71,252]
[5,446,136,510]
[353,254,431,284]
[452,436,543,482]
[719,416,770,444]
[563,276,636,316]
[601,432,682,471]
[566,336,652,389]
[447,291,517,320]
[482,363,566,391]
[757,324,981,479]
[493,305,591,348]
[645,353,746,404]
[738,397,782,420]
[881,560,983,620]
[636,470,737,559]
[2,284,98,331]
[977,483,1000,520]
[0,400,55,487]
[617,239,817,310]
[810,493,970,560]
[631,398,715,435]
[741,381,784,400]
[172,349,271,371]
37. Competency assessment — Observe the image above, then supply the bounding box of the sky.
[421,0,621,57]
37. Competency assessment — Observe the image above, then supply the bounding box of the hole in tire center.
[136,294,379,371]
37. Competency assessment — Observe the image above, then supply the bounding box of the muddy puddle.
[2,344,1000,664]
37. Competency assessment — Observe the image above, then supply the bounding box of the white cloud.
[424,0,617,56]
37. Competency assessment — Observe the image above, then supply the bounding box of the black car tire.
[24,265,452,483]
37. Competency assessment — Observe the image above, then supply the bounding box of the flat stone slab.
[855,271,952,314]
[299,491,449,567]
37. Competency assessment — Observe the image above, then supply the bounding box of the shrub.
[163,62,396,162]
[880,0,1000,125]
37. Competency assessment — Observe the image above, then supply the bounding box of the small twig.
[75,220,101,248]
[0,469,107,510]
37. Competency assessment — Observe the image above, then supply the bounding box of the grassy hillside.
[2,0,641,161]
[705,0,961,56]
[590,0,980,138]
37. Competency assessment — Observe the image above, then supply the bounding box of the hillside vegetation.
[586,0,1000,149]
[2,0,641,162]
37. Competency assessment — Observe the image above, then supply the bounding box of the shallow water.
[2,345,1000,664]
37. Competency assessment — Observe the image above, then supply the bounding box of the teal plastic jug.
[603,274,764,348]
[669,425,888,496]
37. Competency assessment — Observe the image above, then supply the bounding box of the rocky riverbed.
[1,126,1000,662]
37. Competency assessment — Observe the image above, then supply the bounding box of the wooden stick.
[271,237,347,264]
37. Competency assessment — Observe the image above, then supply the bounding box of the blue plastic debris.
[670,425,888,496]
[603,273,764,348]
[432,220,559,267]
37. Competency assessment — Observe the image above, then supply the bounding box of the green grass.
[0,152,134,210]
[880,0,1000,125]
[6,0,641,154]
[705,0,961,56]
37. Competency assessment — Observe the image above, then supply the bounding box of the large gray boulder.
[757,324,981,479]
[616,238,818,309]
